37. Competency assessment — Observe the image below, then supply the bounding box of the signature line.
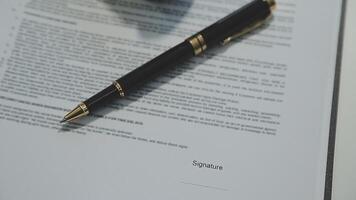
[180,181,229,191]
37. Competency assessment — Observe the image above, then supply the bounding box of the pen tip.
[61,103,89,123]
[60,119,66,123]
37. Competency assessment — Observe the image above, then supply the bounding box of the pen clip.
[221,16,271,46]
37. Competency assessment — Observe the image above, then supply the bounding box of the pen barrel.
[200,0,272,47]
[118,41,193,92]
[81,0,273,115]
[83,41,193,112]
[84,84,119,112]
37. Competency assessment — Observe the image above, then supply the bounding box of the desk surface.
[332,0,356,199]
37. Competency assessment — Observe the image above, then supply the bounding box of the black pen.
[61,0,276,123]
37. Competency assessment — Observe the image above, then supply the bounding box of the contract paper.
[0,0,343,199]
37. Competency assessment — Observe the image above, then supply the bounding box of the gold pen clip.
[222,15,271,46]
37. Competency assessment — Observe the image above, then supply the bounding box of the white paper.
[0,0,343,199]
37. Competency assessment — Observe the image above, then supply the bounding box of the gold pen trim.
[222,14,273,46]
[222,0,276,45]
[222,19,264,45]
[61,102,89,123]
[196,34,207,51]
[79,102,89,114]
[187,34,207,56]
[113,81,125,97]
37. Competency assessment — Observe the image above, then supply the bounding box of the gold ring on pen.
[187,34,207,56]
[113,81,125,97]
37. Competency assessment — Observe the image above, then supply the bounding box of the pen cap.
[200,0,272,47]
